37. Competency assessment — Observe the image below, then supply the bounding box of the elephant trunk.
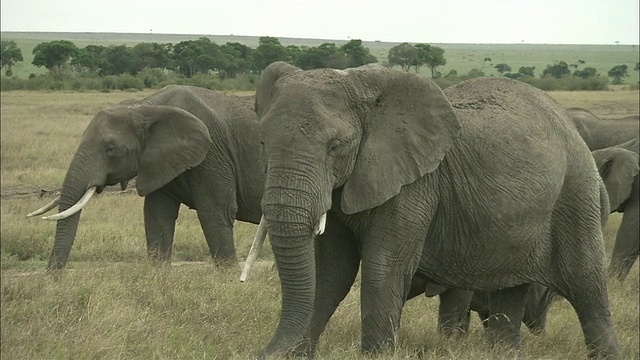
[260,170,322,354]
[47,154,103,271]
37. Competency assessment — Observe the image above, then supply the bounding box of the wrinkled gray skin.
[407,278,555,336]
[44,85,264,270]
[255,62,618,359]
[566,108,639,280]
[566,107,639,150]
[425,137,638,337]
[429,123,640,337]
[593,138,640,280]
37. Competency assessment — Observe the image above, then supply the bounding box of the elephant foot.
[258,336,311,359]
[580,316,620,360]
[486,313,523,352]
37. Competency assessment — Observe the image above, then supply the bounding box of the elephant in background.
[566,107,639,150]
[28,85,264,270]
[250,62,618,358]
[407,278,555,337]
[593,138,639,280]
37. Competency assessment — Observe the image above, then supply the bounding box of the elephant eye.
[106,143,117,156]
[328,139,343,154]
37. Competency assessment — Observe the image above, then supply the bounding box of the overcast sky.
[1,0,638,45]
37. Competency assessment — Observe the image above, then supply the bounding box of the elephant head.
[592,138,639,212]
[29,104,212,270]
[255,62,460,353]
[591,138,640,280]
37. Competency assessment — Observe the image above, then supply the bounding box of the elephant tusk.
[26,196,61,217]
[42,187,97,221]
[240,215,269,282]
[314,212,327,236]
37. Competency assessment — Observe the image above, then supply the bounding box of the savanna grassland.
[2,31,639,84]
[1,87,639,359]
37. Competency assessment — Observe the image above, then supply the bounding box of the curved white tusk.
[314,212,327,236]
[42,187,97,221]
[26,196,60,217]
[240,215,269,282]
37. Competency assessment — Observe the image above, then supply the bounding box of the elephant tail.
[598,177,610,229]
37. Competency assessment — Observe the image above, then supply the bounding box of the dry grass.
[1,89,638,359]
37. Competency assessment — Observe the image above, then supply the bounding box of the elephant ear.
[341,69,461,214]
[255,61,300,119]
[593,147,639,211]
[136,105,212,196]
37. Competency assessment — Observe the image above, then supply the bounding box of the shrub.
[520,76,609,91]
[137,68,169,88]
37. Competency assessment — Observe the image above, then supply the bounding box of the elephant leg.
[608,206,639,280]
[438,288,474,337]
[196,209,237,265]
[485,283,530,352]
[469,291,491,329]
[522,283,554,334]
[359,220,428,353]
[296,219,360,357]
[560,285,620,359]
[144,190,180,262]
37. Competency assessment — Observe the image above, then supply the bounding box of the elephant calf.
[28,85,264,270]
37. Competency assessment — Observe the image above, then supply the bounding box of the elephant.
[248,62,619,359]
[27,85,264,270]
[407,277,555,337]
[566,107,639,150]
[564,107,639,280]
[592,138,639,280]
[418,138,638,338]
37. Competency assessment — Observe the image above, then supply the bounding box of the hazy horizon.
[2,0,638,46]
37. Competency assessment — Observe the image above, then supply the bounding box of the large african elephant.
[566,107,639,150]
[593,138,640,280]
[28,85,264,270]
[249,62,618,358]
[423,138,638,337]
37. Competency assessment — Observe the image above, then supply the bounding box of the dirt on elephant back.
[0,178,139,200]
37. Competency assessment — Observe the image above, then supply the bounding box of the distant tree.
[1,40,24,77]
[172,38,221,77]
[339,39,377,67]
[32,40,79,80]
[518,66,536,77]
[387,42,419,72]
[100,45,135,76]
[542,61,571,78]
[130,42,171,74]
[494,63,512,76]
[635,62,639,71]
[295,43,348,70]
[218,42,253,77]
[285,45,304,66]
[415,44,446,78]
[70,45,105,75]
[607,64,629,84]
[479,57,491,71]
[572,66,598,79]
[252,36,290,72]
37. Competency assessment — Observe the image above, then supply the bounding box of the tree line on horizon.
[1,37,637,91]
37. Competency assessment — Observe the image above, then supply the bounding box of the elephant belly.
[415,195,552,291]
